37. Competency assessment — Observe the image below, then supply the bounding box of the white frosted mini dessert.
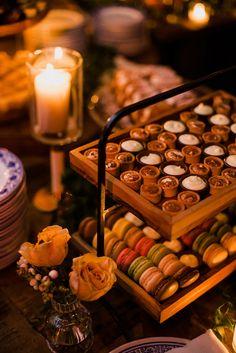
[121,139,144,153]
[194,102,213,116]
[209,114,231,125]
[204,145,225,156]
[178,133,200,145]
[225,155,236,167]
[163,164,186,176]
[230,123,236,134]
[182,175,207,191]
[164,120,186,133]
[140,153,162,165]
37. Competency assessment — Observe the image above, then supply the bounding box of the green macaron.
[209,220,224,236]
[128,256,153,282]
[147,244,164,260]
[150,246,172,267]
[216,224,232,241]
[198,235,216,255]
[192,232,208,252]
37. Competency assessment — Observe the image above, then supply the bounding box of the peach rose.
[19,225,71,267]
[69,253,117,301]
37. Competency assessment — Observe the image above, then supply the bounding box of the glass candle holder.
[26,47,83,146]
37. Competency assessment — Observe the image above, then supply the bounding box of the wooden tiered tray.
[70,90,236,239]
[72,234,236,323]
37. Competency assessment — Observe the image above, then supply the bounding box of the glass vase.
[44,295,93,353]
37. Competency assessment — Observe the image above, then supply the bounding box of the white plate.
[109,337,189,353]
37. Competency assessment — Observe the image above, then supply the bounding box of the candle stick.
[188,2,210,27]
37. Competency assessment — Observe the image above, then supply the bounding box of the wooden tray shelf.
[72,234,236,323]
[70,90,236,239]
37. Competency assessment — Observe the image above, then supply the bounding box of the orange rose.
[69,253,117,301]
[19,225,71,267]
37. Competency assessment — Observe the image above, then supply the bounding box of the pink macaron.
[135,236,156,256]
[116,247,139,273]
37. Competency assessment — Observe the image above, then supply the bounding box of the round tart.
[147,140,167,154]
[177,190,200,208]
[120,170,142,191]
[161,199,185,216]
[182,145,201,164]
[180,175,208,194]
[158,132,177,149]
[160,161,188,178]
[211,125,230,142]
[186,119,206,135]
[163,120,186,134]
[84,148,98,164]
[227,143,236,155]
[144,123,163,139]
[231,113,236,123]
[136,150,163,167]
[106,142,120,159]
[140,183,162,204]
[115,152,135,172]
[139,165,160,184]
[202,132,221,144]
[224,154,236,168]
[130,127,149,142]
[105,159,120,177]
[120,138,145,154]
[209,113,231,126]
[164,149,184,162]
[158,175,179,198]
[203,144,226,158]
[178,133,201,146]
[208,175,229,194]
[222,167,236,183]
[189,162,210,177]
[193,102,213,117]
[204,156,224,176]
[179,111,198,123]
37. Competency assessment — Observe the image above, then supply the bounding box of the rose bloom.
[69,253,117,301]
[19,225,71,267]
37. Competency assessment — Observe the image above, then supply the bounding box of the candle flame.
[46,63,54,71]
[192,3,207,21]
[188,2,210,25]
[54,47,63,60]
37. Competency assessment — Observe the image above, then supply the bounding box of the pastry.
[120,138,145,154]
[192,232,216,255]
[220,232,236,255]
[180,254,199,268]
[180,226,204,247]
[105,236,121,257]
[179,110,197,123]
[164,149,184,162]
[105,206,128,229]
[120,170,142,191]
[147,140,167,154]
[109,239,127,261]
[160,257,185,278]
[227,143,236,155]
[105,159,120,177]
[178,133,201,146]
[140,183,162,204]
[163,120,186,134]
[106,142,120,159]
[115,152,135,172]
[124,212,144,227]
[139,165,160,184]
[224,155,236,168]
[186,119,206,135]
[134,236,156,257]
[162,199,185,216]
[153,276,179,301]
[204,156,224,176]
[158,253,178,272]
[213,95,231,115]
[158,175,179,197]
[158,132,177,149]
[182,145,201,164]
[230,123,236,139]
[139,266,165,294]
[78,217,97,243]
[144,123,163,139]
[112,217,133,240]
[162,239,183,253]
[84,148,98,164]
[211,125,230,142]
[189,163,210,177]
[202,132,221,144]
[123,226,145,249]
[160,161,188,178]
[180,175,208,194]
[215,223,232,241]
[130,127,149,142]
[208,175,229,194]
[142,226,161,240]
[128,256,153,282]
[177,190,200,208]
[209,113,231,126]
[203,144,226,158]
[92,227,117,249]
[221,168,236,183]
[147,244,172,266]
[116,247,139,273]
[174,266,200,288]
[193,102,213,117]
[203,243,228,268]
[136,150,163,167]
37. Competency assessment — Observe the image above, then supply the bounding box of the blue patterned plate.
[109,337,189,353]
[0,148,24,204]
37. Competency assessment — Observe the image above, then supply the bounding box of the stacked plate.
[0,148,28,270]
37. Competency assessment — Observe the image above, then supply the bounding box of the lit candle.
[188,2,210,26]
[233,324,236,352]
[34,49,71,135]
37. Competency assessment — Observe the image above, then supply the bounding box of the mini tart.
[189,162,210,177]
[182,145,201,164]
[177,190,200,208]
[158,132,177,149]
[180,175,208,194]
[209,113,231,126]
[225,154,236,168]
[228,143,236,155]
[120,138,145,154]
[231,114,236,123]
[203,243,228,268]
[202,132,221,144]
[221,168,236,183]
[139,165,160,184]
[158,175,179,198]
[84,148,98,163]
[208,175,229,194]
[211,125,230,142]
[120,170,142,191]
[105,159,120,177]
[161,199,185,216]
[213,94,231,110]
[204,156,224,176]
[106,142,120,159]
[144,123,163,139]
[163,120,186,134]
[160,161,188,178]
[140,183,162,204]
[178,133,201,146]
[230,122,236,137]
[115,152,135,172]
[147,140,167,154]
[179,110,198,123]
[203,143,226,158]
[164,149,184,162]
[186,119,206,135]
[193,102,213,117]
[130,127,149,142]
[136,150,163,167]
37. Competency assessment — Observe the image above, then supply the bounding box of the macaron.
[180,226,203,247]
[158,253,178,272]
[92,228,117,249]
[220,232,236,255]
[116,247,139,273]
[112,218,134,240]
[109,240,127,261]
[128,256,153,282]
[197,234,216,256]
[147,243,163,259]
[124,211,144,227]
[153,276,179,301]
[139,266,165,294]
[142,226,161,240]
[160,258,185,277]
[209,220,224,236]
[203,243,228,268]
[215,212,230,224]
[147,244,172,266]
[134,236,156,257]
[216,223,232,241]
[174,266,200,288]
[105,206,128,229]
[124,226,145,249]
[192,232,209,253]
[105,237,120,257]
[78,216,97,243]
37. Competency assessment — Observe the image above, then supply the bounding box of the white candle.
[34,62,71,134]
[233,324,236,352]
[188,3,210,26]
